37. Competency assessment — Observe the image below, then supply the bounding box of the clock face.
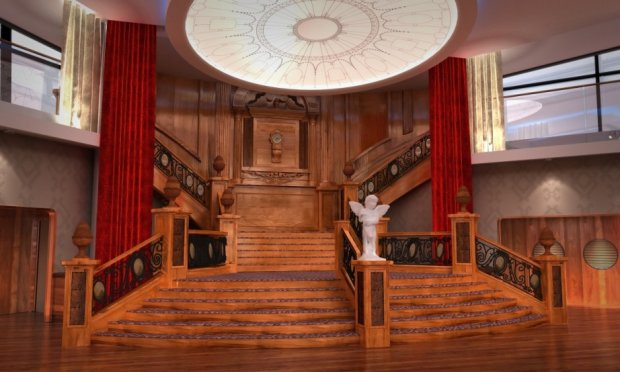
[270,131,283,144]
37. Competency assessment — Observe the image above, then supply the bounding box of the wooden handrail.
[342,227,362,257]
[379,231,450,237]
[94,233,164,274]
[476,234,542,269]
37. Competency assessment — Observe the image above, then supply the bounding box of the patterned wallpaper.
[386,180,432,232]
[387,153,620,240]
[0,132,94,272]
[473,153,620,239]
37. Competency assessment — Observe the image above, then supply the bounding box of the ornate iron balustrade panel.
[92,236,164,313]
[154,140,210,207]
[342,230,357,287]
[188,234,227,269]
[476,238,543,300]
[380,235,451,265]
[358,133,430,201]
[349,209,363,243]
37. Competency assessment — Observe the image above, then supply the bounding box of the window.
[503,47,620,148]
[0,19,61,114]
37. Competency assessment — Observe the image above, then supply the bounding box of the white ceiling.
[5,0,620,90]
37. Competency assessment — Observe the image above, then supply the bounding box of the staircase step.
[390,281,488,295]
[142,296,350,311]
[389,272,473,286]
[391,305,532,328]
[238,238,334,245]
[180,271,341,288]
[124,307,354,322]
[390,297,517,317]
[237,249,334,257]
[107,318,354,335]
[237,264,334,272]
[389,289,501,305]
[157,286,345,299]
[237,257,335,265]
[92,329,359,348]
[390,313,547,342]
[239,232,333,239]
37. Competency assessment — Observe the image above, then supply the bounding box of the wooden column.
[535,254,569,324]
[61,258,99,347]
[353,260,392,348]
[217,214,241,272]
[449,212,479,274]
[152,206,191,285]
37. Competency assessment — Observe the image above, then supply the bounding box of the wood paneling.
[0,206,54,316]
[499,214,620,307]
[234,186,318,230]
[252,118,299,169]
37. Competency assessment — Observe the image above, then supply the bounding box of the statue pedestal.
[353,260,392,348]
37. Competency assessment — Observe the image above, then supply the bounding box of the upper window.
[0,19,61,114]
[503,48,620,148]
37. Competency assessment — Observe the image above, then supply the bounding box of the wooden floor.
[2,307,620,371]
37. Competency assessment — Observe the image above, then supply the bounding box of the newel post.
[62,223,100,347]
[210,155,229,227]
[449,186,479,274]
[217,187,240,271]
[353,260,392,348]
[152,176,191,285]
[341,160,358,221]
[534,227,568,324]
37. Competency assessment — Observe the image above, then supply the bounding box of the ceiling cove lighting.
[167,0,477,95]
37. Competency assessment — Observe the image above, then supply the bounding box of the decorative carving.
[552,266,563,307]
[164,175,182,206]
[220,187,235,213]
[538,226,556,256]
[69,271,86,326]
[232,88,320,116]
[343,161,355,180]
[213,155,225,177]
[242,170,307,184]
[269,130,283,163]
[456,222,471,263]
[172,219,185,266]
[357,271,364,325]
[456,185,471,212]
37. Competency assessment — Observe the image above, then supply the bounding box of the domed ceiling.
[167,0,477,94]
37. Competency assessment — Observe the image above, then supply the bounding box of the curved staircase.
[389,271,546,341]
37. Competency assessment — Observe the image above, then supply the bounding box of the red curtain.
[429,57,473,234]
[95,21,156,262]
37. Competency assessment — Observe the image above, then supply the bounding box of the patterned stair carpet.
[181,270,339,282]
[93,330,358,340]
[393,305,530,322]
[391,313,546,334]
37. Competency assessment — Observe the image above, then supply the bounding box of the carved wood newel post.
[218,187,240,271]
[534,227,568,324]
[153,177,191,285]
[449,186,479,274]
[62,223,99,347]
[353,260,392,348]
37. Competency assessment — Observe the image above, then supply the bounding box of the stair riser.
[238,233,333,239]
[389,292,498,305]
[389,276,473,286]
[390,318,547,342]
[390,300,518,317]
[238,239,334,245]
[176,280,343,289]
[156,289,346,300]
[390,283,488,295]
[237,264,335,272]
[237,258,335,265]
[123,310,354,323]
[238,250,334,257]
[391,308,532,329]
[142,300,351,311]
[107,322,355,335]
[91,334,359,349]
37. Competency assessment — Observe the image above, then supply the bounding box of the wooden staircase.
[91,271,358,348]
[389,271,547,341]
[236,231,336,272]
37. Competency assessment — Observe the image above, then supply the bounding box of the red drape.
[429,57,473,234]
[95,21,156,262]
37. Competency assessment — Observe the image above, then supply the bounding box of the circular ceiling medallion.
[169,0,476,94]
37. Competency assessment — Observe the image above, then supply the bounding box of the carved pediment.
[232,88,320,118]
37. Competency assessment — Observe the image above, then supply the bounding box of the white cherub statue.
[349,195,390,261]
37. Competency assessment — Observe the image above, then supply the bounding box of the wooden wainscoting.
[499,214,620,308]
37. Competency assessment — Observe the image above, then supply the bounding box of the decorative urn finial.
[213,155,225,177]
[538,226,556,256]
[455,185,471,212]
[343,161,355,181]
[163,175,181,206]
[72,222,93,258]
[221,187,235,213]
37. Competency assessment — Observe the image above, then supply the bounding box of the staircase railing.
[334,221,361,292]
[378,232,451,266]
[61,188,241,347]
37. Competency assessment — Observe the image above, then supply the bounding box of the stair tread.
[160,287,344,293]
[111,318,353,327]
[391,281,486,289]
[93,330,358,340]
[181,271,338,282]
[129,307,353,315]
[391,313,546,334]
[145,297,348,304]
[390,289,500,300]
[391,297,514,310]
[390,272,470,279]
[392,305,530,322]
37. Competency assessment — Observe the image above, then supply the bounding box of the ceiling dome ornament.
[167,0,477,95]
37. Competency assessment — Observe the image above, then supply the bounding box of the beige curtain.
[467,51,505,152]
[58,0,104,132]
